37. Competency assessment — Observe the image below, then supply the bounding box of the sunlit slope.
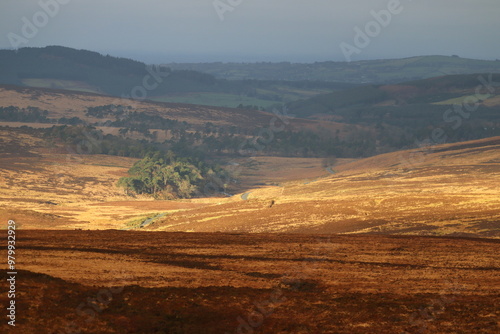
[0,84,348,135]
[0,127,332,229]
[149,137,500,237]
[0,84,273,128]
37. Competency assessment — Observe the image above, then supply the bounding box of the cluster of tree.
[43,125,161,158]
[109,111,183,131]
[14,102,455,160]
[117,152,226,199]
[164,127,377,158]
[0,46,147,94]
[0,106,51,123]
[82,105,256,144]
[236,104,264,110]
[259,129,377,158]
[58,117,86,125]
[85,104,131,118]
[84,105,187,136]
[286,75,500,151]
[287,85,389,117]
[46,121,380,159]
[0,106,85,125]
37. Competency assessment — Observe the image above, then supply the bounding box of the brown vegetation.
[1,231,498,333]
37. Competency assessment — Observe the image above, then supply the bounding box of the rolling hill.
[0,71,498,238]
[0,84,278,129]
[0,84,347,229]
[288,73,500,117]
[146,136,500,238]
[166,55,500,83]
[3,47,500,109]
[0,46,351,108]
[2,115,498,238]
[0,83,373,161]
[286,73,500,153]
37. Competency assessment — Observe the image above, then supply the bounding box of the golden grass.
[1,123,499,236]
[148,137,500,237]
[0,86,302,129]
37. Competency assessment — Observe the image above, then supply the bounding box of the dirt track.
[2,230,498,333]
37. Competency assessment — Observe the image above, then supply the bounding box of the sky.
[0,0,499,64]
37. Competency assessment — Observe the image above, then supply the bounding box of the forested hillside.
[0,46,351,108]
[287,74,500,150]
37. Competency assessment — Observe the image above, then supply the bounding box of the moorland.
[0,47,499,333]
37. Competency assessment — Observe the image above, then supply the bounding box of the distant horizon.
[3,45,499,65]
[2,1,498,65]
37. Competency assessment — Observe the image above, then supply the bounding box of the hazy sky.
[0,0,499,63]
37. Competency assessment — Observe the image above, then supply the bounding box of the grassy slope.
[0,85,280,129]
[1,115,499,236]
[0,84,351,140]
[1,85,499,237]
[21,78,103,94]
[148,137,500,237]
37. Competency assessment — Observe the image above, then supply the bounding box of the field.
[151,92,281,109]
[1,231,498,333]
[21,79,103,95]
[0,130,211,229]
[150,84,334,108]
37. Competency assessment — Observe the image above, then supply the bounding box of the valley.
[1,119,498,237]
[0,47,499,334]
